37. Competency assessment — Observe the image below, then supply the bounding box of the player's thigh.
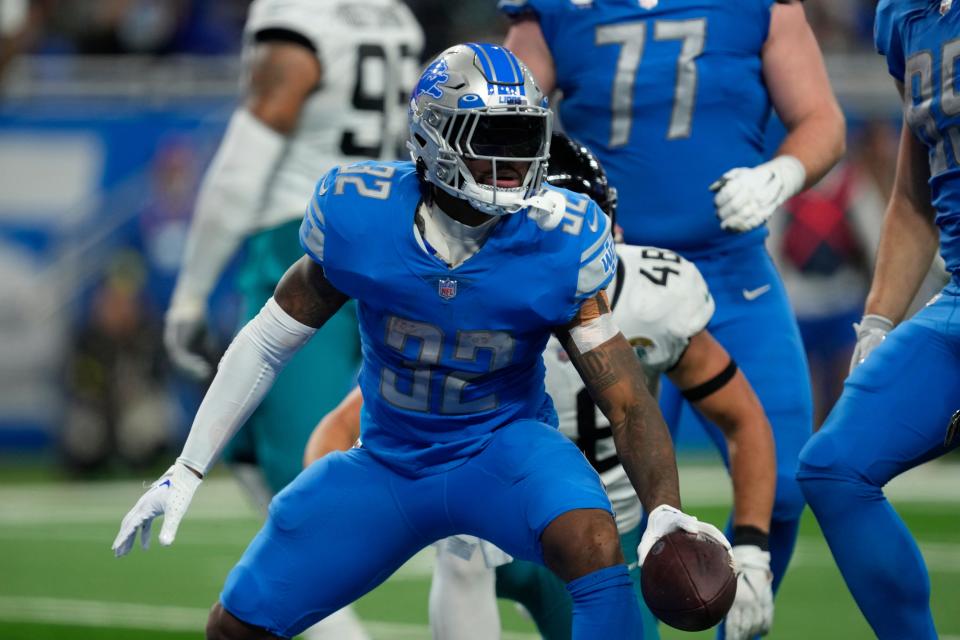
[445,420,614,565]
[706,257,812,435]
[220,447,427,638]
[799,314,960,487]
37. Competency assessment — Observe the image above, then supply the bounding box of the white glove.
[711,155,806,233]
[724,545,774,639]
[164,292,213,381]
[638,505,732,565]
[849,314,893,373]
[112,462,202,557]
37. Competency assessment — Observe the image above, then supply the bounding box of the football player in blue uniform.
[111,44,731,640]
[500,2,845,636]
[303,133,779,640]
[797,3,960,638]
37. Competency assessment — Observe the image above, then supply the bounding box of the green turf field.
[1,461,958,639]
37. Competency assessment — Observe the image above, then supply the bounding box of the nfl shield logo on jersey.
[438,278,458,300]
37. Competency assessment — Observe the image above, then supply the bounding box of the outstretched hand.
[112,463,202,557]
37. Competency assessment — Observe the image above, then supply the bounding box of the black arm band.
[733,525,770,551]
[680,358,738,402]
[254,28,317,53]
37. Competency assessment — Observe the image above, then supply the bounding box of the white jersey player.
[166,0,424,379]
[238,0,424,233]
[163,2,423,639]
[304,134,780,640]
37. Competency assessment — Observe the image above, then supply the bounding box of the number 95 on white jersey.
[243,0,424,228]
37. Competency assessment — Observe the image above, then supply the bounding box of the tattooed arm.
[554,292,681,512]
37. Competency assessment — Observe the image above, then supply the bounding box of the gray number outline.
[380,316,516,414]
[905,48,949,176]
[596,18,707,147]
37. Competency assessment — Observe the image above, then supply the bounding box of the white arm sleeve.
[171,109,286,305]
[177,297,316,474]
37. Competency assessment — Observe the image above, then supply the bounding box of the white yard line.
[4,460,960,523]
[2,462,959,528]
[678,460,960,506]
[0,596,537,639]
[789,540,960,573]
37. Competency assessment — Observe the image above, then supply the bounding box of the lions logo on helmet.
[408,43,552,216]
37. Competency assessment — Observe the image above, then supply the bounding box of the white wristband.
[769,154,806,203]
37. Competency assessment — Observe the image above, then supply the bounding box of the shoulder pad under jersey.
[614,245,715,373]
[874,0,923,82]
[299,160,411,266]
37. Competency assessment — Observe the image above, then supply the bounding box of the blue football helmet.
[408,43,553,216]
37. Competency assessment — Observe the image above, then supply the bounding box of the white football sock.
[301,606,369,640]
[429,544,500,639]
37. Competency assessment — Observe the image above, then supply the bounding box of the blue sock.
[799,475,936,639]
[768,515,800,594]
[566,564,644,640]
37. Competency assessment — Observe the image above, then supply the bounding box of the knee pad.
[797,428,855,481]
[797,432,886,512]
[221,565,268,626]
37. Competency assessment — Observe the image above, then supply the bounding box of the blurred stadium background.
[0,0,956,638]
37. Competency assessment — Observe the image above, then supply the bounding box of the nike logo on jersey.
[318,177,330,196]
[742,284,771,301]
[587,208,599,233]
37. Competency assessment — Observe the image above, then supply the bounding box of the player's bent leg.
[542,509,623,581]
[225,269,365,639]
[444,419,644,639]
[493,526,659,640]
[213,447,433,639]
[797,310,960,639]
[429,540,501,640]
[541,509,642,639]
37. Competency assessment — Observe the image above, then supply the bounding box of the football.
[641,530,738,631]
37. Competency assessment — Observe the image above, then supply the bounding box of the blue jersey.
[499,0,776,253]
[299,161,616,474]
[876,0,960,273]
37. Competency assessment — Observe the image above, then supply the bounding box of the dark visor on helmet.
[455,114,548,159]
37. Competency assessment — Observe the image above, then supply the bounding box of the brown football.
[640,529,737,631]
